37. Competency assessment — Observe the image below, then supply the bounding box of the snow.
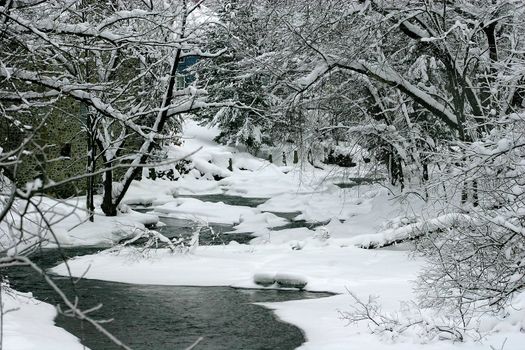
[296,63,330,87]
[267,294,525,350]
[152,197,287,232]
[124,119,350,200]
[50,243,419,294]
[350,212,474,249]
[14,119,525,349]
[50,242,525,349]
[259,185,385,223]
[1,287,86,350]
[0,196,159,254]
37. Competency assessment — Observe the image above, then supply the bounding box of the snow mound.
[253,272,308,289]
[2,288,86,350]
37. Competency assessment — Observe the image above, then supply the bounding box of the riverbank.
[6,119,525,349]
[5,246,327,349]
[0,196,159,255]
[50,234,525,350]
[48,120,525,349]
[1,287,86,350]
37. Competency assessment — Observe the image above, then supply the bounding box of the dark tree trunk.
[109,0,189,211]
[480,21,499,117]
[388,152,405,191]
[101,162,117,217]
[86,113,96,221]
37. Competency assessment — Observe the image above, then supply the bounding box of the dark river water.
[4,245,328,350]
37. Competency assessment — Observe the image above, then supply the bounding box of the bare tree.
[0,0,230,216]
[0,1,224,347]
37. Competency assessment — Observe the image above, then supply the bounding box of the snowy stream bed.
[6,245,330,350]
[5,196,334,349]
[6,115,525,350]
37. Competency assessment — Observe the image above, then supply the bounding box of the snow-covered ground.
[0,200,156,349]
[0,196,159,255]
[50,241,525,350]
[124,120,363,200]
[1,287,86,350]
[35,119,525,349]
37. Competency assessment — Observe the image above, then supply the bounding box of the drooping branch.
[296,59,459,130]
[371,0,486,122]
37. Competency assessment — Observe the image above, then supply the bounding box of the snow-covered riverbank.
[50,218,525,350]
[0,195,159,255]
[46,120,525,349]
[1,287,86,350]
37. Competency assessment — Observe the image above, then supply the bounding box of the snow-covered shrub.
[417,221,525,314]
[340,292,474,343]
[417,114,525,314]
[116,224,201,257]
[378,215,419,232]
[314,226,330,241]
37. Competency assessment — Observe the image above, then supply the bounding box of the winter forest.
[1,0,525,349]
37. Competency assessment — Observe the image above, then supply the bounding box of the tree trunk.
[101,162,117,216]
[109,0,189,211]
[86,113,96,221]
